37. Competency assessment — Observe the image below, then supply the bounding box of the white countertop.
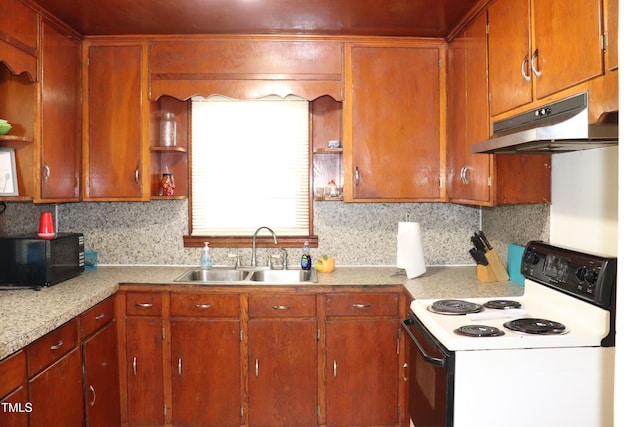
[0,265,523,360]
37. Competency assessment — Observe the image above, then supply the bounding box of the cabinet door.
[125,317,164,426]
[39,21,81,201]
[171,319,241,426]
[488,0,532,116]
[0,386,28,427]
[447,15,492,204]
[349,45,442,200]
[533,0,604,99]
[248,319,318,427]
[325,319,399,427]
[29,347,84,427]
[83,321,121,427]
[85,44,147,200]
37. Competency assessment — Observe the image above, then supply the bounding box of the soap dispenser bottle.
[301,241,312,270]
[201,242,212,269]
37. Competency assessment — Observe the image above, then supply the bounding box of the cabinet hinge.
[240,329,244,342]
[164,405,167,417]
[438,58,442,69]
[241,406,245,418]
[162,327,166,340]
[438,176,443,189]
[318,405,321,417]
[602,32,609,52]
[486,24,489,35]
[317,329,321,341]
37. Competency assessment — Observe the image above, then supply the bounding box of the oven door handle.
[402,318,447,367]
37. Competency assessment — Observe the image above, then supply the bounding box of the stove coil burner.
[427,299,484,315]
[504,318,568,335]
[483,300,522,310]
[454,325,505,337]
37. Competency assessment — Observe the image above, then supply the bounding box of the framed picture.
[0,148,19,196]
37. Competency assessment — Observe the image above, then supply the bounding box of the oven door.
[402,312,454,427]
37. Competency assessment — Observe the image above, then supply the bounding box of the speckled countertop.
[0,265,523,360]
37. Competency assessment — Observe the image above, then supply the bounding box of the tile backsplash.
[0,200,549,266]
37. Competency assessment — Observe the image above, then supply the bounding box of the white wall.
[550,146,618,255]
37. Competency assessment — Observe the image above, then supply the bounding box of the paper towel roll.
[396,222,426,279]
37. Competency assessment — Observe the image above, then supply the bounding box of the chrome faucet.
[251,226,278,267]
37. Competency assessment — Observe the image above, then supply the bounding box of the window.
[189,96,313,245]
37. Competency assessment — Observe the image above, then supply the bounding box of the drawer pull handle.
[333,360,337,378]
[255,359,259,377]
[352,303,372,309]
[50,340,63,350]
[272,305,291,310]
[135,303,153,308]
[132,357,137,376]
[178,358,183,376]
[402,362,408,382]
[89,385,96,406]
[95,313,105,320]
[194,304,212,309]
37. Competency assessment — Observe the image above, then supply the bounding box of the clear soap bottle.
[301,241,312,270]
[201,242,212,269]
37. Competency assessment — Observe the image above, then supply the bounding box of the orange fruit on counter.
[314,255,335,273]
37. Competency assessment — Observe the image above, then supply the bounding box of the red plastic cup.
[38,211,55,239]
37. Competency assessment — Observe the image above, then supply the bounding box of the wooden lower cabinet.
[125,316,165,426]
[83,321,121,427]
[170,294,241,427]
[324,293,401,427]
[0,350,28,427]
[118,287,405,427]
[248,294,318,427]
[29,347,84,426]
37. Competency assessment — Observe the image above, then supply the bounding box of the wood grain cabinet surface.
[446,12,551,206]
[83,42,149,200]
[38,20,82,202]
[488,0,605,117]
[117,286,407,427]
[344,42,444,202]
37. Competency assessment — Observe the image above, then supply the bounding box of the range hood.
[471,92,618,154]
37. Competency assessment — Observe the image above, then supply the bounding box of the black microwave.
[0,233,85,287]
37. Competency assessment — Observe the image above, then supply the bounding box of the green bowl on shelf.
[0,121,12,135]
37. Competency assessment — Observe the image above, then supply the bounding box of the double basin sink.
[174,267,317,284]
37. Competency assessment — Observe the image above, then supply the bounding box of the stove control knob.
[584,269,599,285]
[523,251,539,266]
[576,267,587,281]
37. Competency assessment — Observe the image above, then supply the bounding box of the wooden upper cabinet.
[38,21,82,202]
[488,0,605,117]
[149,39,343,100]
[605,0,618,71]
[446,13,492,205]
[0,0,38,80]
[345,42,444,201]
[84,42,149,200]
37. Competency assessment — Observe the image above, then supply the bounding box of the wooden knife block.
[477,249,510,282]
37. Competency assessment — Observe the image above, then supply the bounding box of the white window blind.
[191,96,310,236]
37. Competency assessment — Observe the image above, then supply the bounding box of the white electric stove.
[403,241,617,427]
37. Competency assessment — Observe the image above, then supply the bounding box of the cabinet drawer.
[80,295,115,339]
[170,293,239,318]
[126,292,163,316]
[27,319,78,377]
[325,293,399,317]
[0,350,26,399]
[249,294,316,318]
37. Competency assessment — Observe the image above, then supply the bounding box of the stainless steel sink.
[249,269,317,283]
[174,267,317,284]
[174,268,250,282]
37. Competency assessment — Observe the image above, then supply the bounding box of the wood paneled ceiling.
[27,0,483,38]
